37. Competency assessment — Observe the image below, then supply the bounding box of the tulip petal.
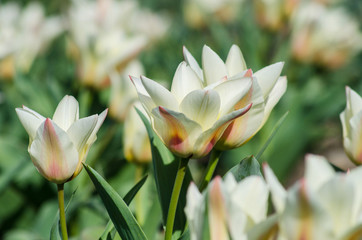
[346,111,362,164]
[317,176,355,237]
[202,45,228,85]
[232,176,269,224]
[67,115,98,153]
[346,86,362,117]
[140,76,179,111]
[254,62,284,99]
[16,107,45,141]
[216,77,265,150]
[212,76,252,116]
[171,62,203,102]
[263,164,287,213]
[208,177,229,240]
[130,75,157,114]
[52,95,79,131]
[151,106,202,158]
[262,76,287,126]
[183,46,204,81]
[225,45,247,76]
[180,89,221,130]
[304,154,335,192]
[88,109,108,145]
[194,105,252,158]
[29,119,78,183]
[185,182,205,240]
[280,180,333,240]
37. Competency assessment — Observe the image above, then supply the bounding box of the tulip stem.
[199,149,223,191]
[57,183,68,240]
[165,157,189,240]
[135,164,145,225]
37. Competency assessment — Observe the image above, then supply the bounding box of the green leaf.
[136,108,192,238]
[99,175,148,240]
[256,111,289,160]
[226,155,262,182]
[84,163,148,240]
[0,158,27,195]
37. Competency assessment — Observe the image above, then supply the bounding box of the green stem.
[199,149,223,191]
[165,158,189,240]
[135,164,145,225]
[57,184,68,240]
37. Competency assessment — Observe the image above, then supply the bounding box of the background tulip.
[16,95,107,183]
[185,174,269,240]
[340,87,362,165]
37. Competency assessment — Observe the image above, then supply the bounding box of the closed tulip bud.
[16,95,107,183]
[340,87,362,165]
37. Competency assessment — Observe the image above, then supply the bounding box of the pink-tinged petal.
[304,154,335,192]
[52,95,79,131]
[29,119,78,184]
[194,104,252,158]
[67,115,98,153]
[202,45,228,85]
[262,76,287,126]
[183,46,204,82]
[151,107,202,158]
[180,89,220,130]
[225,44,247,76]
[140,76,179,111]
[254,62,284,99]
[208,176,229,240]
[279,180,333,240]
[171,61,203,102]
[16,107,45,141]
[216,77,265,150]
[130,75,156,114]
[263,163,287,213]
[212,76,252,117]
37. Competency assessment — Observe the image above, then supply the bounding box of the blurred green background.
[0,0,361,238]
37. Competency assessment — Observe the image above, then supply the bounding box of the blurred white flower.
[185,174,269,240]
[0,2,63,79]
[291,2,362,68]
[264,154,362,239]
[340,87,362,165]
[68,0,169,89]
[183,0,244,29]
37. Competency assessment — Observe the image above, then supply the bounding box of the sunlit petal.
[202,45,228,85]
[225,44,247,76]
[52,95,79,131]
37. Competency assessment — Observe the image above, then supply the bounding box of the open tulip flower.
[16,95,107,184]
[185,174,269,240]
[264,154,362,239]
[183,45,287,150]
[131,57,253,159]
[340,87,362,165]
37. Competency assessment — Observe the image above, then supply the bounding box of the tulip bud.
[16,95,107,183]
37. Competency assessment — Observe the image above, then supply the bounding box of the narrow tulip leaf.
[84,164,148,240]
[226,155,262,182]
[50,188,77,240]
[256,111,289,160]
[136,108,192,238]
[178,227,190,240]
[99,174,148,240]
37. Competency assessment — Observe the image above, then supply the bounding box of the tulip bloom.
[16,95,107,183]
[185,174,269,240]
[340,87,362,165]
[264,154,362,239]
[131,57,252,158]
[183,45,287,150]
